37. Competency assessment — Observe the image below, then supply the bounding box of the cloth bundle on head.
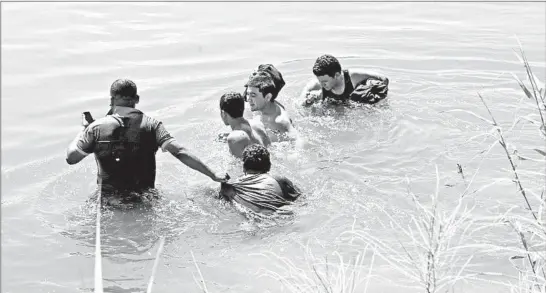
[349,78,389,104]
[243,64,286,99]
[219,173,300,214]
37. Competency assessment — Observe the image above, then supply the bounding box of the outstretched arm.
[155,122,227,182]
[163,140,228,182]
[299,79,322,106]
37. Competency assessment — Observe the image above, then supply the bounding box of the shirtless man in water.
[246,72,298,141]
[300,54,390,106]
[220,91,270,158]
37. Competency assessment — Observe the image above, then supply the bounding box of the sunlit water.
[2,3,545,293]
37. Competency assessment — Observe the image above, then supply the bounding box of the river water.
[2,2,545,293]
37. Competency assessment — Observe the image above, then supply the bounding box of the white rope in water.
[94,192,104,293]
[146,237,166,293]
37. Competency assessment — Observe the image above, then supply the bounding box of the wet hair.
[312,54,342,78]
[242,144,271,173]
[110,79,139,99]
[246,73,277,101]
[244,64,285,100]
[219,91,245,118]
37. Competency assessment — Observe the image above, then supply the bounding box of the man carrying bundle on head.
[243,64,298,141]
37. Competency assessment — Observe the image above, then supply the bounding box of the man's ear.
[265,93,273,102]
[221,110,229,120]
[334,72,341,79]
[134,94,140,104]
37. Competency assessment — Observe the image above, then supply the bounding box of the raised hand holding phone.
[82,111,95,128]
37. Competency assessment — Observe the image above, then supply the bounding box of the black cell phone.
[82,111,95,126]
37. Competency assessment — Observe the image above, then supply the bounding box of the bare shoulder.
[274,109,293,131]
[249,118,266,131]
[227,130,251,144]
[248,119,271,146]
[348,68,389,85]
[227,130,252,157]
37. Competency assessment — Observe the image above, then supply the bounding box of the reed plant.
[254,242,375,293]
[86,40,543,293]
[483,38,545,293]
[256,39,544,293]
[344,166,484,293]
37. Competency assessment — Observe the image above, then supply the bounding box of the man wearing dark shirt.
[300,54,390,106]
[66,79,228,198]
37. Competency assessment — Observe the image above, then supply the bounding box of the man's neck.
[112,104,135,110]
[245,170,267,175]
[110,105,138,116]
[229,117,249,130]
[261,101,279,116]
[332,73,345,94]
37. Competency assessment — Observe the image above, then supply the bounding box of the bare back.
[227,119,270,158]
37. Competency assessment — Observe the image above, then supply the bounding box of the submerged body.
[252,101,294,142]
[220,91,271,158]
[66,79,228,201]
[301,55,390,106]
[220,144,302,215]
[245,65,298,141]
[76,106,172,193]
[220,173,301,215]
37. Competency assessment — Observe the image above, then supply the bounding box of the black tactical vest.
[93,111,158,193]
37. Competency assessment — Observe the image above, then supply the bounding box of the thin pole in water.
[146,237,166,293]
[94,191,104,293]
